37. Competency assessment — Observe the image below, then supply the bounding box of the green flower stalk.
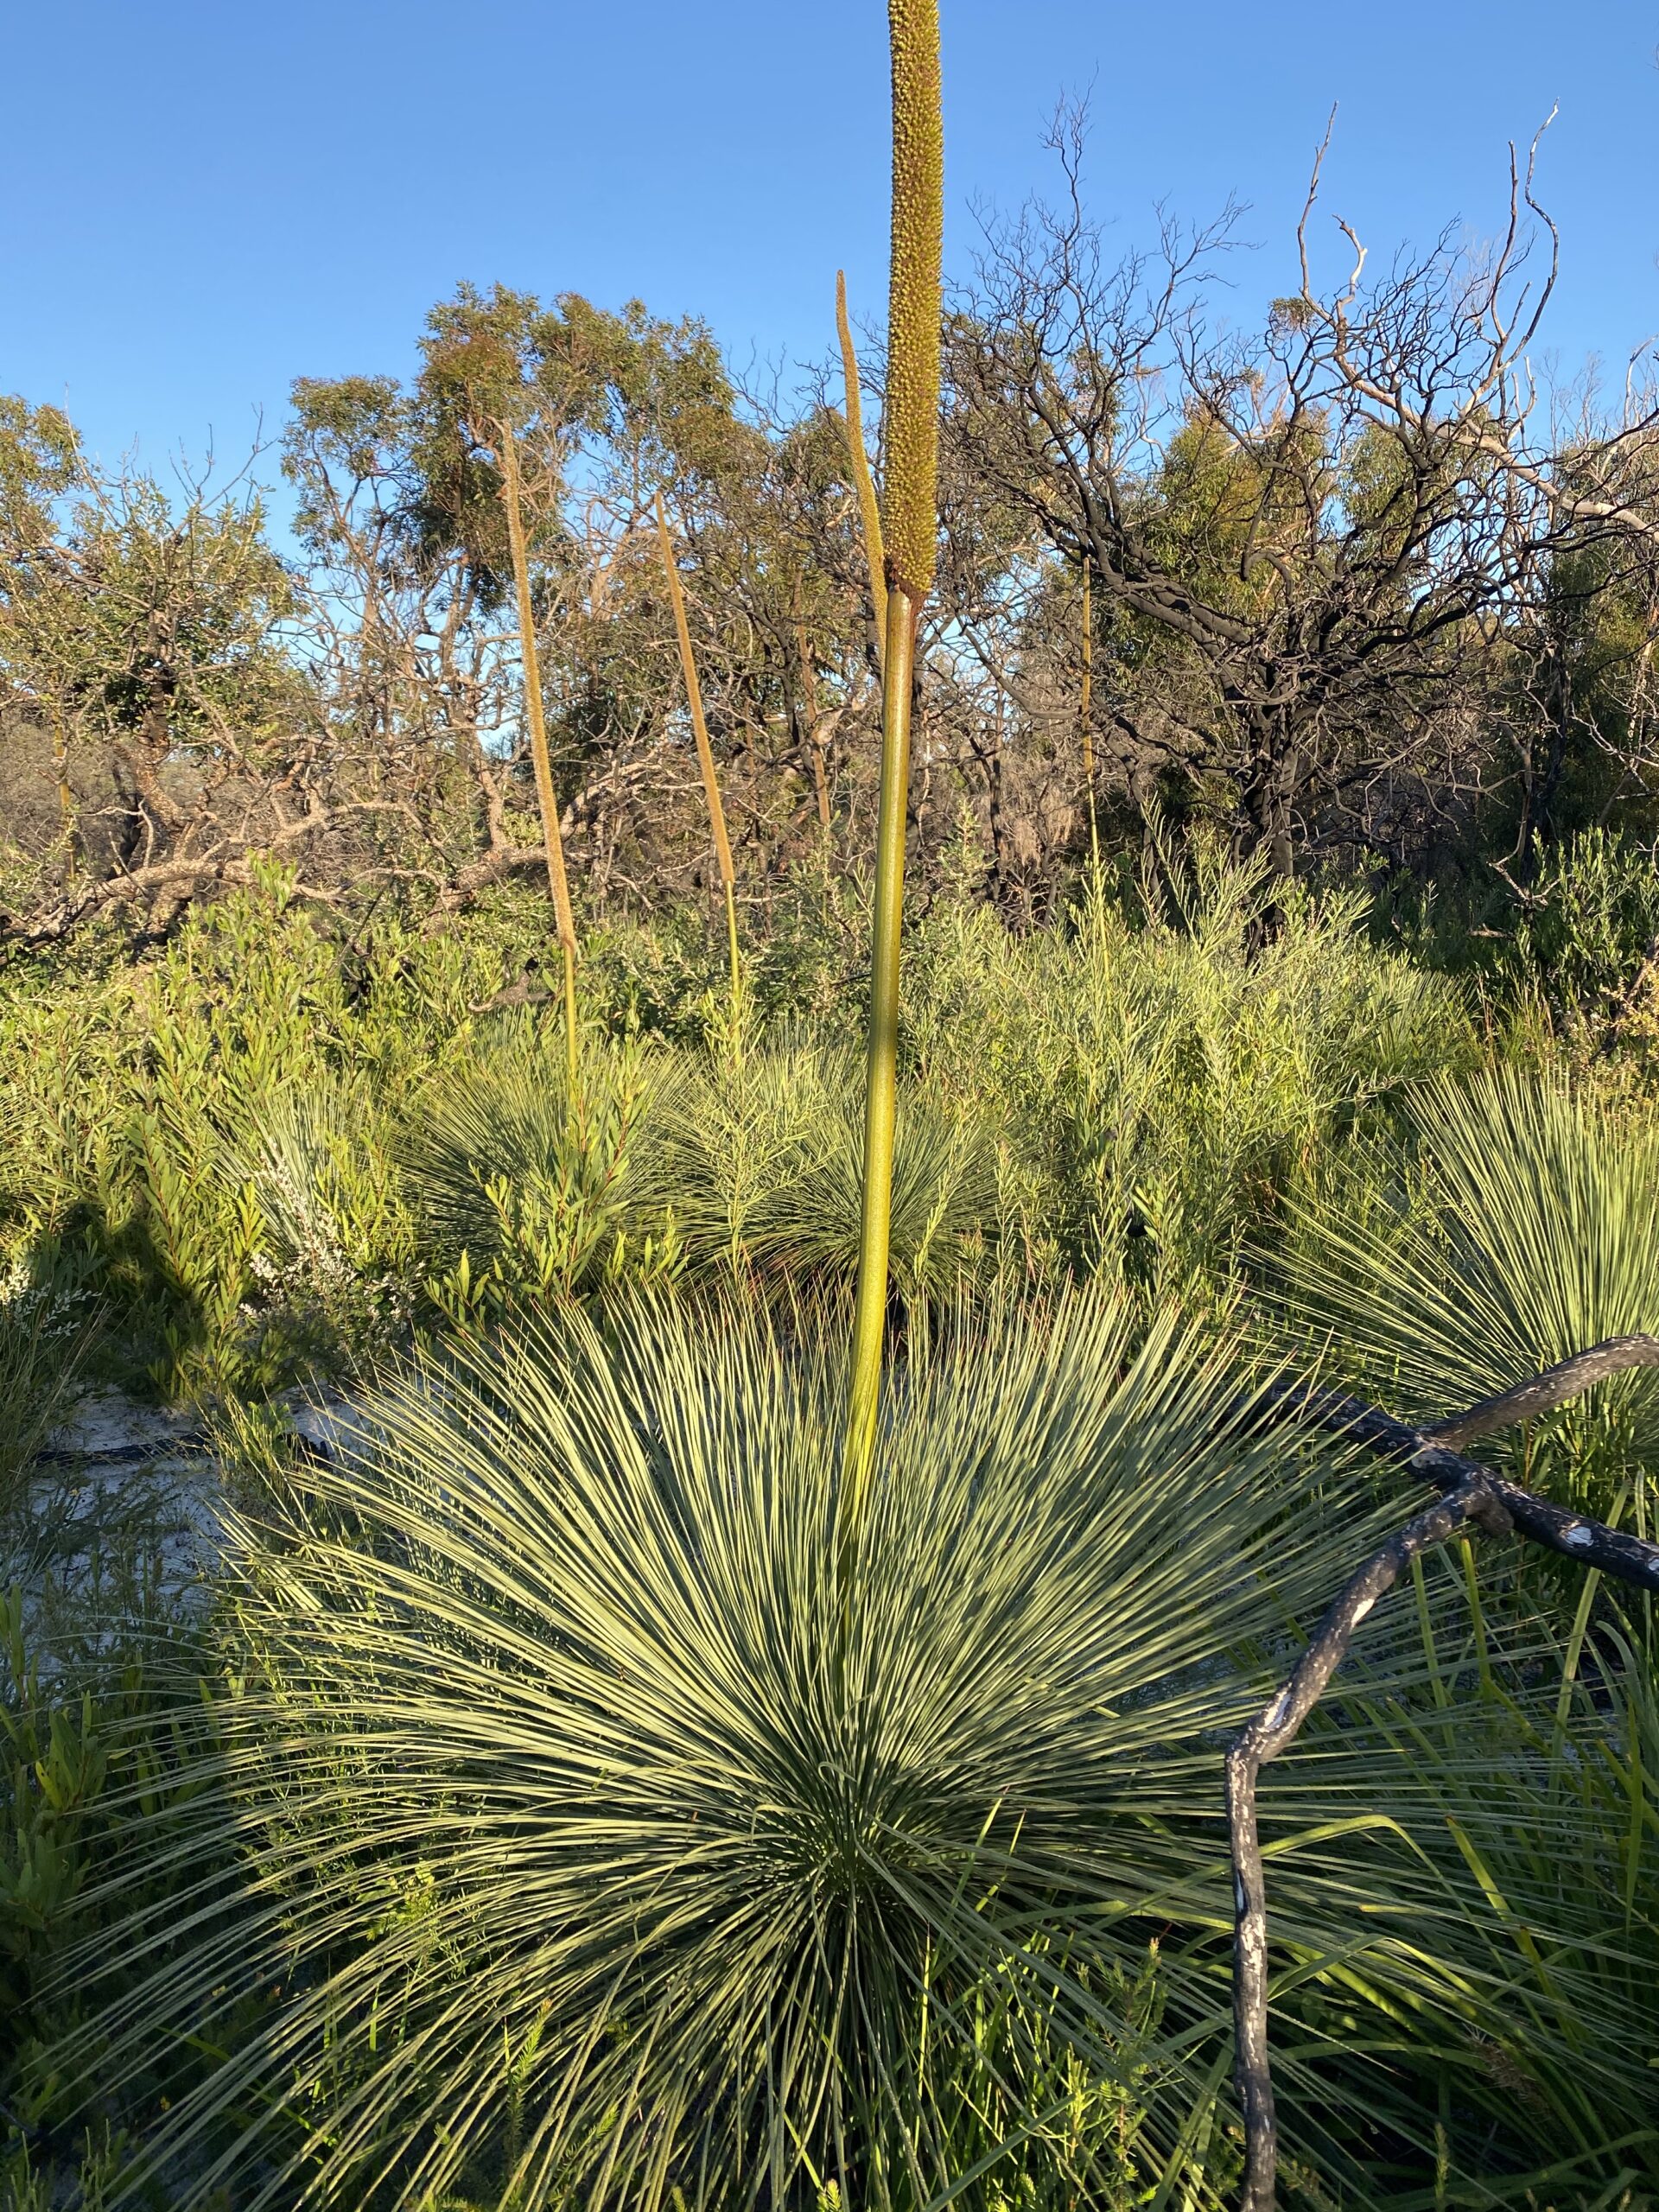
[1082,566,1099,872]
[842,0,944,1579]
[654,491,742,1027]
[836,269,888,659]
[499,418,581,1093]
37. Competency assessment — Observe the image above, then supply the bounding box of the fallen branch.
[1230,1337,1659,2210]
[1424,1332,1659,1448]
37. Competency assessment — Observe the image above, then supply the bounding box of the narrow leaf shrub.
[905,846,1470,1299]
[652,1039,996,1293]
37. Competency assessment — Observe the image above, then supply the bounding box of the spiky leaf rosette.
[652,1040,996,1291]
[1273,1069,1659,1524]
[882,0,942,604]
[49,1289,1483,2209]
[398,1033,675,1296]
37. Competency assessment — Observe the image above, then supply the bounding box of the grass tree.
[842,0,944,1559]
[57,1293,1492,2210]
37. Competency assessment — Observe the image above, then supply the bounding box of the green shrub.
[400,1031,681,1319]
[905,844,1472,1300]
[1509,830,1659,1052]
[652,1039,996,1294]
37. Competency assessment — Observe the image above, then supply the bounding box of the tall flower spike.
[842,0,944,1582]
[499,418,581,1092]
[880,0,943,605]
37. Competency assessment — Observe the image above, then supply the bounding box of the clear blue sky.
[4,1,1656,491]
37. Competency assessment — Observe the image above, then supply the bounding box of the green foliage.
[906,843,1470,1300]
[0,1588,235,2184]
[1508,830,1659,1057]
[652,1039,995,1293]
[1274,1069,1659,1527]
[0,874,531,1395]
[0,1249,96,1535]
[1275,1554,1659,2196]
[1372,829,1659,1069]
[1,851,1478,1395]
[0,424,301,760]
[5,853,1659,2206]
[0,397,79,550]
[402,1033,681,1319]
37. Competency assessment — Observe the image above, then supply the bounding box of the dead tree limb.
[1424,1332,1659,1448]
[1230,1338,1659,2210]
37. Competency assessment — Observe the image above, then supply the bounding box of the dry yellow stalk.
[653,490,741,1014]
[1081,566,1099,868]
[499,419,580,1087]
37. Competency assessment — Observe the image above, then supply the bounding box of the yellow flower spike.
[879,0,943,606]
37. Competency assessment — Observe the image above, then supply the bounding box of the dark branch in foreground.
[1424,1332,1659,1447]
[1230,1338,1659,2212]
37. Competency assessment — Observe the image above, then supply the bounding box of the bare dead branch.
[1231,1352,1659,2209]
[1227,1471,1506,2212]
[1426,1332,1659,1447]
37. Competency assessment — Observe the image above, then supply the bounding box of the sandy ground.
[13,1389,354,1647]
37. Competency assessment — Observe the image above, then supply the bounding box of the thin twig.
[1230,1347,1659,2209]
[1227,1473,1506,2212]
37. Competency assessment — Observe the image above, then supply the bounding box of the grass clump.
[1275,1068,1659,1528]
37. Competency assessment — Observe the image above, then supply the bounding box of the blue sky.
[4,1,1656,492]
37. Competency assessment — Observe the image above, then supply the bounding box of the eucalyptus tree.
[0,397,319,936]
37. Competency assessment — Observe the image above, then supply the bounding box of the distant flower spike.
[654,490,741,1026]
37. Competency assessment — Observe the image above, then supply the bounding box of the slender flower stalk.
[654,491,741,1025]
[836,270,888,663]
[793,574,834,838]
[842,0,944,1584]
[1081,566,1099,872]
[499,418,581,1092]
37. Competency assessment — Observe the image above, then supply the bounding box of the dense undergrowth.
[3,838,1659,2209]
